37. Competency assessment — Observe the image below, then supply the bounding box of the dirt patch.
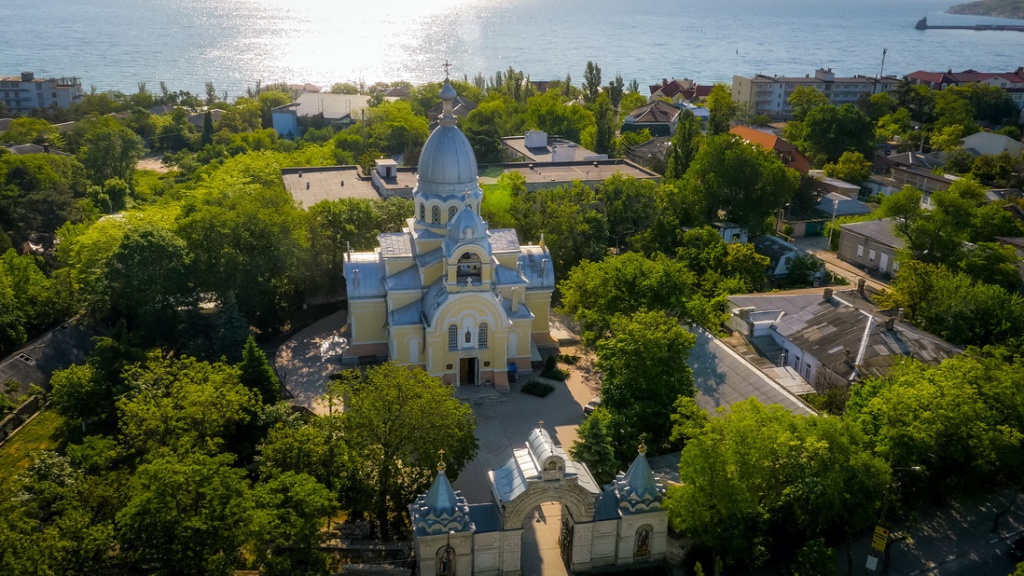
[136,154,171,173]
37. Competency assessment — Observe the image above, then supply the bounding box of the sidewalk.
[791,236,892,295]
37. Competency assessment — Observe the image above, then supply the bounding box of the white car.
[584,397,601,415]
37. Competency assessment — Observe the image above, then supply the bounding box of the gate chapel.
[343,81,554,390]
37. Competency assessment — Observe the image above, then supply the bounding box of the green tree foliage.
[246,471,337,575]
[682,134,799,234]
[569,407,620,485]
[75,116,145,186]
[822,151,871,185]
[116,451,253,575]
[583,61,602,103]
[849,352,1024,492]
[0,153,89,243]
[117,354,259,455]
[365,100,430,161]
[1,117,62,145]
[0,248,68,335]
[787,86,830,122]
[530,181,608,279]
[705,84,736,135]
[597,174,663,252]
[102,226,195,340]
[607,74,625,109]
[619,92,648,117]
[664,110,703,181]
[0,272,26,357]
[559,253,695,345]
[612,127,651,159]
[588,93,615,154]
[200,111,215,148]
[666,398,888,569]
[524,90,595,143]
[258,414,353,504]
[790,104,875,166]
[333,363,477,538]
[49,363,110,427]
[596,310,696,453]
[878,260,1024,347]
[461,97,519,163]
[238,336,281,404]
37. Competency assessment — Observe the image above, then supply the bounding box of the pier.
[916,16,1024,31]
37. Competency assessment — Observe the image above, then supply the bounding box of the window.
[868,249,876,263]
[448,206,457,222]
[448,325,458,350]
[431,205,441,225]
[478,323,488,348]
[419,203,425,221]
[856,244,864,258]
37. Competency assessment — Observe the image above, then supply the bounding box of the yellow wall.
[349,299,388,344]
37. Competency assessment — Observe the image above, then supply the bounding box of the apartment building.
[0,72,83,114]
[732,68,899,120]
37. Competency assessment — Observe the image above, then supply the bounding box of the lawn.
[0,410,66,491]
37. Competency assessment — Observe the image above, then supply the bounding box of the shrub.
[521,379,555,397]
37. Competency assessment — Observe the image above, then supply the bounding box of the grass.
[0,410,66,491]
[480,166,506,178]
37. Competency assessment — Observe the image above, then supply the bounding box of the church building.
[343,81,555,390]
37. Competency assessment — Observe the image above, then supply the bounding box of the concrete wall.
[0,396,42,445]
[837,230,900,276]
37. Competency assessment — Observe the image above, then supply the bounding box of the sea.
[5,0,1024,98]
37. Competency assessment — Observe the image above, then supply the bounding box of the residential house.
[621,101,681,137]
[837,218,904,276]
[889,164,955,194]
[809,172,863,199]
[648,78,713,103]
[905,67,1024,116]
[816,192,871,218]
[752,235,823,280]
[427,95,476,129]
[271,93,395,137]
[727,289,961,389]
[186,109,225,128]
[501,130,603,162]
[623,137,670,171]
[961,131,1024,157]
[0,72,83,114]
[730,125,811,173]
[732,69,899,120]
[994,237,1024,288]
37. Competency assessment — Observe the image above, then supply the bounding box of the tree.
[75,116,144,186]
[596,310,696,453]
[364,100,430,161]
[619,92,647,117]
[705,84,736,135]
[569,407,620,484]
[533,181,608,279]
[117,354,259,455]
[49,364,110,427]
[333,363,477,538]
[590,93,615,154]
[103,226,195,340]
[796,104,875,166]
[607,74,625,109]
[583,61,602,103]
[596,174,661,251]
[524,90,595,144]
[247,471,337,575]
[116,451,252,575]
[238,336,281,404]
[822,151,871,185]
[0,272,27,358]
[1,117,61,145]
[787,86,829,122]
[258,414,354,506]
[200,111,215,148]
[559,252,696,344]
[666,398,888,569]
[682,134,799,235]
[664,110,702,180]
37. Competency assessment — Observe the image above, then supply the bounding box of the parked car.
[584,397,601,415]
[1010,535,1024,561]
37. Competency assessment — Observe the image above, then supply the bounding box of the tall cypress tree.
[199,111,214,148]
[238,336,281,404]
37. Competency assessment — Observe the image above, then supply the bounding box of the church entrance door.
[459,357,477,386]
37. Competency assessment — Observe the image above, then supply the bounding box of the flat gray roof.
[281,166,381,207]
[500,160,660,188]
[501,136,600,162]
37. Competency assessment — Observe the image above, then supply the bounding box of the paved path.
[792,236,892,295]
[521,503,571,576]
[274,310,348,415]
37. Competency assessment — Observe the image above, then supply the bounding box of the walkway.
[792,236,892,295]
[274,310,349,415]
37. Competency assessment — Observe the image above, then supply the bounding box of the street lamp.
[827,198,839,249]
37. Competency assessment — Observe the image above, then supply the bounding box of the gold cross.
[538,420,544,429]
[443,59,451,81]
[437,448,447,471]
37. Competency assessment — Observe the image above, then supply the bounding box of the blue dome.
[415,82,479,197]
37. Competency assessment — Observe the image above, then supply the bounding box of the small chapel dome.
[448,206,487,242]
[416,82,478,193]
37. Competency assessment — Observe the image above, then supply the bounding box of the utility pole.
[874,48,888,94]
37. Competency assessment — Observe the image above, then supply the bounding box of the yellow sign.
[871,526,890,552]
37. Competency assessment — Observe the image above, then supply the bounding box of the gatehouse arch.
[410,426,670,575]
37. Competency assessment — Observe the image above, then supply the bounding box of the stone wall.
[0,396,42,445]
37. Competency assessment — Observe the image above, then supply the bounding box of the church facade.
[343,82,554,390]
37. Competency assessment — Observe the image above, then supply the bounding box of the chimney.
[21,71,34,82]
[511,287,520,313]
[843,349,853,364]
[884,317,896,331]
[856,278,866,298]
[823,288,833,301]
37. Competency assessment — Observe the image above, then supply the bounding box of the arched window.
[431,205,441,225]
[419,203,426,221]
[448,325,458,351]
[436,545,455,575]
[478,323,488,348]
[634,525,652,559]
[448,206,458,222]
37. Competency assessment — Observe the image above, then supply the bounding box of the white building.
[0,72,83,114]
[732,68,899,120]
